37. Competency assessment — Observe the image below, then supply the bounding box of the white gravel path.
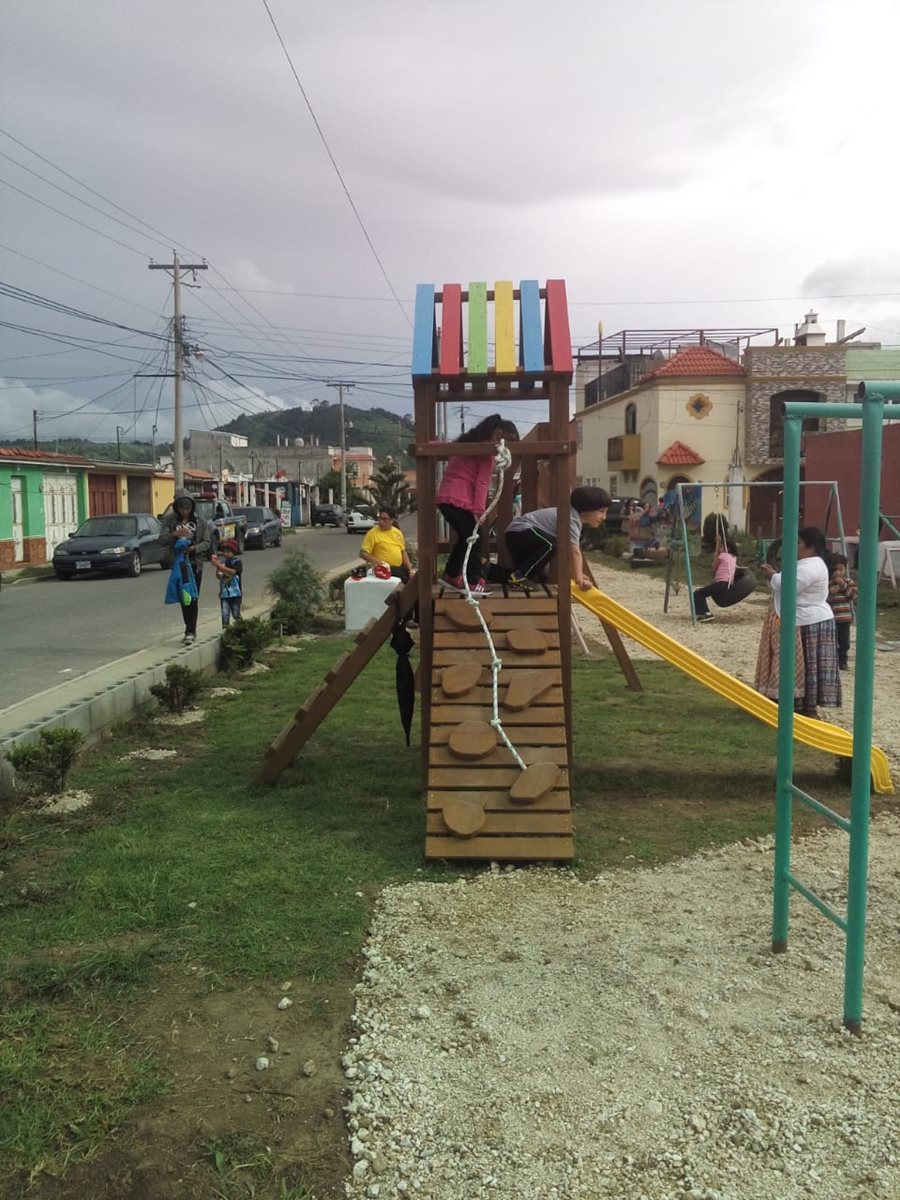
[341,560,900,1200]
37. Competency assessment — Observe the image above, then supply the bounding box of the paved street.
[1,527,362,711]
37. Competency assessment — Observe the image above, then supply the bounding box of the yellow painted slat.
[494,280,515,372]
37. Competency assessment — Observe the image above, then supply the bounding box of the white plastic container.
[344,574,400,632]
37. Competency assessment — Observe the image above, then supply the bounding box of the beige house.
[576,345,746,508]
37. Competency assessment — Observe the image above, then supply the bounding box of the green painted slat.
[467,282,487,375]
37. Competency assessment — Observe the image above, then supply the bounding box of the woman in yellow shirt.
[360,507,414,581]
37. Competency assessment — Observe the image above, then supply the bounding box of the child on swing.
[693,528,737,622]
[436,413,519,594]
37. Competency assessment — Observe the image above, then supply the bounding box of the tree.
[368,457,414,514]
[316,468,366,507]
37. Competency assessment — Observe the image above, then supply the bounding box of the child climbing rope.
[436,413,520,594]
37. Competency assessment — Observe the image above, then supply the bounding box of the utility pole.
[116,426,123,460]
[149,252,207,488]
[32,408,38,450]
[326,381,354,508]
[151,424,157,467]
[458,403,466,434]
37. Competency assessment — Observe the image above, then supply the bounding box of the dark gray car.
[52,514,169,580]
[233,506,283,549]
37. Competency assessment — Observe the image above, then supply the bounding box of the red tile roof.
[656,441,705,466]
[0,447,90,465]
[644,346,745,379]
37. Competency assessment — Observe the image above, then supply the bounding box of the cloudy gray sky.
[2,0,899,447]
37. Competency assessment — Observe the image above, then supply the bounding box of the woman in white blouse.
[754,527,841,718]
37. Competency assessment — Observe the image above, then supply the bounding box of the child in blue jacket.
[211,539,243,627]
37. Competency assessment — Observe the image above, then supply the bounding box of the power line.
[0,176,149,259]
[259,0,411,331]
[0,240,164,318]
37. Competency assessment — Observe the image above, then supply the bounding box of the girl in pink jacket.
[436,413,519,593]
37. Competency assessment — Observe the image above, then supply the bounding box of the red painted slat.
[439,283,463,375]
[543,279,573,374]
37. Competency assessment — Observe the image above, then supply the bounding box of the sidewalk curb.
[0,558,359,751]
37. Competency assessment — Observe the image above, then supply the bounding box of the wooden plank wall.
[426,593,574,862]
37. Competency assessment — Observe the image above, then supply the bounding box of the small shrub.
[701,512,729,550]
[150,663,204,713]
[266,550,325,634]
[604,535,627,559]
[7,728,84,796]
[220,616,274,670]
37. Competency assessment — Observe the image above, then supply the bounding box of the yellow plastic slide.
[572,584,894,794]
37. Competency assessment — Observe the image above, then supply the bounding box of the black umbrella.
[389,620,416,746]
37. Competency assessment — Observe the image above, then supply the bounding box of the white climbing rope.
[458,439,527,770]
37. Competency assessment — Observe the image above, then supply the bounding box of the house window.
[625,403,637,435]
[609,475,619,497]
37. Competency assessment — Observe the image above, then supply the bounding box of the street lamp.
[116,426,124,460]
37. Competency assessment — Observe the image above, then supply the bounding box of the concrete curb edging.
[0,558,359,752]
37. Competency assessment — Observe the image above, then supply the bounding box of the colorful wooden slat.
[439,283,463,376]
[412,283,437,377]
[543,279,573,373]
[518,279,544,373]
[494,280,516,372]
[467,282,488,375]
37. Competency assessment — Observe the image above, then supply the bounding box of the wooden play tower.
[413,280,575,861]
[258,279,577,863]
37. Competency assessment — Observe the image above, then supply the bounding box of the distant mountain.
[219,403,415,468]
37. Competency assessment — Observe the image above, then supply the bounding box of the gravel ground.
[341,562,900,1200]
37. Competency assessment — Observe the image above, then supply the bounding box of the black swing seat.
[714,566,757,608]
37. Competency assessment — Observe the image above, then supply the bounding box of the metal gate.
[89,473,118,516]
[42,474,79,556]
[127,475,152,513]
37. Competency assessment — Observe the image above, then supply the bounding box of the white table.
[828,538,900,587]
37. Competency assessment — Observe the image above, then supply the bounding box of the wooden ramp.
[256,576,417,785]
[426,592,573,862]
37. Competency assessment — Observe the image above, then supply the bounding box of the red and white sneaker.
[440,572,465,592]
[468,578,493,595]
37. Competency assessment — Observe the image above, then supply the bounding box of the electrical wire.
[258,0,411,331]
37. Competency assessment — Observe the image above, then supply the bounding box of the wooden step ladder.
[426,591,574,862]
[256,575,417,784]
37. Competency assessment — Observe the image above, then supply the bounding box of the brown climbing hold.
[441,662,483,697]
[448,719,497,761]
[441,798,487,838]
[507,627,549,654]
[503,669,556,711]
[509,761,560,805]
[443,598,491,630]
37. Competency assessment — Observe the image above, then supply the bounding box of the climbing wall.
[426,591,573,862]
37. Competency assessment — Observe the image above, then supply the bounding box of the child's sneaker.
[440,572,465,592]
[507,573,531,591]
[696,613,715,623]
[468,578,493,596]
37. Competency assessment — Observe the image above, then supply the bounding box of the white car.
[346,507,376,535]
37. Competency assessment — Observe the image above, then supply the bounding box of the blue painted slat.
[519,279,543,372]
[412,283,437,376]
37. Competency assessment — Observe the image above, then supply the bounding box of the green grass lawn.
[1,635,896,1197]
